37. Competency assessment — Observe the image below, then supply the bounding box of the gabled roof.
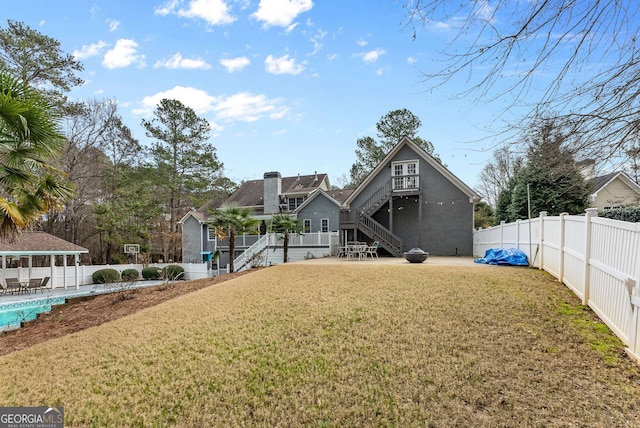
[590,171,640,196]
[344,136,480,206]
[183,173,330,224]
[293,188,342,213]
[0,231,88,256]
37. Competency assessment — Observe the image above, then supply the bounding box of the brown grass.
[1,263,639,427]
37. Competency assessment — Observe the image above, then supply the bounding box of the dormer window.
[287,196,306,211]
[392,160,419,191]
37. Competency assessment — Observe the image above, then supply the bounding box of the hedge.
[121,268,139,281]
[142,267,162,280]
[92,268,120,284]
[162,264,185,280]
[598,207,640,222]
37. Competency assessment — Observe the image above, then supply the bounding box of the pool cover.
[474,248,529,266]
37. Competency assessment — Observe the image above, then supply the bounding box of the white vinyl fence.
[473,208,640,362]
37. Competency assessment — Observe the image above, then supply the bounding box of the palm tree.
[206,203,259,273]
[0,70,74,242]
[270,214,303,263]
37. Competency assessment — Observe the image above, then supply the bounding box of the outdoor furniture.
[5,278,23,294]
[28,278,43,294]
[337,245,348,258]
[39,277,50,292]
[364,242,379,259]
[346,242,367,260]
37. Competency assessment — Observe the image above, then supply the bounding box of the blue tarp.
[474,248,529,266]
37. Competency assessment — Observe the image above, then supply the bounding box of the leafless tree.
[477,146,521,207]
[404,0,640,167]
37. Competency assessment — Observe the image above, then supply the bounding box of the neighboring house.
[179,172,333,267]
[589,171,640,210]
[340,136,480,256]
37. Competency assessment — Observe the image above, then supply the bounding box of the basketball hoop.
[124,244,140,263]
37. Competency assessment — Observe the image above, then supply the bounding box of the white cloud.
[73,41,108,59]
[134,86,218,116]
[308,29,326,56]
[106,19,120,32]
[407,56,417,64]
[252,0,313,28]
[219,56,250,72]
[102,39,146,69]
[264,54,305,75]
[214,92,289,122]
[356,38,368,47]
[134,86,289,123]
[358,48,386,64]
[39,20,45,26]
[154,52,212,69]
[155,0,235,25]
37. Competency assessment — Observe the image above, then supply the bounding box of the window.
[321,218,329,233]
[208,226,217,241]
[391,160,419,190]
[288,196,305,211]
[603,205,620,210]
[303,219,311,233]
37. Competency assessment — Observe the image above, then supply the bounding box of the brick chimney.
[263,171,282,214]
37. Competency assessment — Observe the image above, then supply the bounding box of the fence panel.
[541,216,562,279]
[562,216,586,298]
[473,212,640,355]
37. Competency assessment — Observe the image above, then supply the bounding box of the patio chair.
[5,278,22,295]
[39,276,50,291]
[28,278,43,294]
[364,242,379,259]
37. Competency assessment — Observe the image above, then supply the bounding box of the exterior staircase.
[356,212,403,257]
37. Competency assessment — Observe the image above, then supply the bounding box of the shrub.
[598,207,640,222]
[162,264,185,280]
[92,268,120,284]
[121,268,139,281]
[142,267,162,280]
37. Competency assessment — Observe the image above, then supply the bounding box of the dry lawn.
[1,263,639,427]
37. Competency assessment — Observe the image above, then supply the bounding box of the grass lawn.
[1,263,639,427]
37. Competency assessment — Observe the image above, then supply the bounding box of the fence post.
[515,219,520,250]
[582,208,598,306]
[499,220,505,248]
[538,211,547,270]
[559,213,567,284]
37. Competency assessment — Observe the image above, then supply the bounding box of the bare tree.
[404,0,640,166]
[477,146,522,207]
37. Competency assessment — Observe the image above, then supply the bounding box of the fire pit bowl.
[404,248,429,263]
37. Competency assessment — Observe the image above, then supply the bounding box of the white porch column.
[28,255,33,280]
[63,255,68,290]
[1,255,5,283]
[50,254,56,289]
[75,254,80,289]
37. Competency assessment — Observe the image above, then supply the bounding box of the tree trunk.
[229,228,235,273]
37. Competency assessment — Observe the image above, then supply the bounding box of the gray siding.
[349,145,474,256]
[297,194,340,232]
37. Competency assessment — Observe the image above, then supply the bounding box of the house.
[179,172,335,267]
[589,171,640,210]
[340,136,480,256]
[180,136,481,267]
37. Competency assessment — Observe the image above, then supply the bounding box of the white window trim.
[303,219,311,233]
[392,159,419,191]
[321,218,329,233]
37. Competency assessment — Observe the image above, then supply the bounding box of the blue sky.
[3,0,510,189]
